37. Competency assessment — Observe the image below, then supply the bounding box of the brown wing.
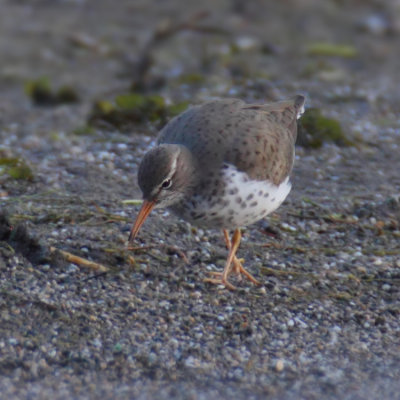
[158,96,305,185]
[226,95,304,184]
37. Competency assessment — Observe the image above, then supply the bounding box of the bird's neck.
[175,145,201,195]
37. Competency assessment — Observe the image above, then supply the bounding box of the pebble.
[373,258,383,266]
[360,14,389,35]
[275,359,285,372]
[67,264,79,273]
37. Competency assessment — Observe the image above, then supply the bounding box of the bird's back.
[158,95,304,185]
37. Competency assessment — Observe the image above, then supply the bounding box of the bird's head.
[129,144,196,242]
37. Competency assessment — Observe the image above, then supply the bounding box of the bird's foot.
[204,273,237,291]
[232,256,245,281]
[204,255,261,290]
[232,256,261,286]
[205,228,261,290]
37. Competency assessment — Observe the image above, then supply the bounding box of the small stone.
[373,257,383,266]
[382,284,391,291]
[190,291,202,299]
[360,14,389,35]
[185,356,199,368]
[258,286,267,294]
[67,264,79,273]
[235,36,259,51]
[281,222,297,232]
[275,359,284,372]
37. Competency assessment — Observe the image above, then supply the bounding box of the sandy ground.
[1,0,400,399]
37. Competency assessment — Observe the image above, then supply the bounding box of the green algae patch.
[298,108,353,148]
[0,158,34,181]
[24,77,53,105]
[115,93,148,110]
[88,93,189,131]
[72,125,96,136]
[306,42,357,58]
[56,86,80,103]
[25,77,80,106]
[176,73,205,85]
[167,100,190,117]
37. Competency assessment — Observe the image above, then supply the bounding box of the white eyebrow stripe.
[165,151,178,181]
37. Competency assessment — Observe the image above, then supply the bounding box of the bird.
[129,95,305,290]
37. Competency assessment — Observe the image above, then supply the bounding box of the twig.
[131,11,229,89]
[126,245,156,252]
[121,199,143,206]
[126,243,189,263]
[258,242,283,249]
[50,247,109,272]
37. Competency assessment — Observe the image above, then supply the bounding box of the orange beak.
[128,200,156,243]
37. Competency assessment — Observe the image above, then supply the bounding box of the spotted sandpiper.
[129,95,305,290]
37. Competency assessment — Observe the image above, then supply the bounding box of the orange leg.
[205,228,261,290]
[223,229,241,277]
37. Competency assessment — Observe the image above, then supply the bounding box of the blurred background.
[1,0,399,138]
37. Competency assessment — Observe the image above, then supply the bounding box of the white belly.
[175,164,292,229]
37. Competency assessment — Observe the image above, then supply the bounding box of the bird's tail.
[293,95,306,119]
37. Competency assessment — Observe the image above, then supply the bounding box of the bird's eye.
[161,178,172,189]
